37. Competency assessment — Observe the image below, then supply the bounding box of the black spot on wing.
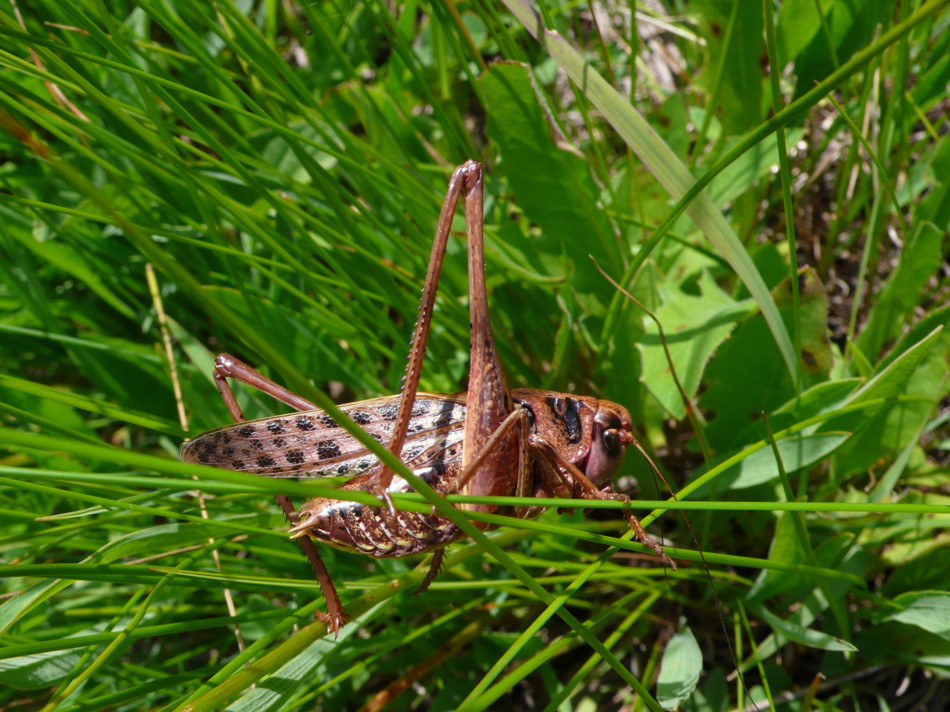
[411,400,431,417]
[317,440,342,459]
[434,404,459,428]
[402,445,424,462]
[295,417,316,431]
[378,403,399,420]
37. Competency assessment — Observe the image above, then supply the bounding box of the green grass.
[1,1,949,710]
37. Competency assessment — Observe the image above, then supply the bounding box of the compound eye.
[602,428,622,455]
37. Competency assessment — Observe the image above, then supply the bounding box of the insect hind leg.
[415,549,445,596]
[213,353,319,419]
[209,353,347,634]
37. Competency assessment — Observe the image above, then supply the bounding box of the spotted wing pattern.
[180,394,466,479]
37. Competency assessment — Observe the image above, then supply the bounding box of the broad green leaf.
[691,0,764,135]
[701,270,833,451]
[884,549,950,596]
[0,582,62,636]
[720,432,850,492]
[889,592,950,642]
[638,272,748,418]
[776,0,833,64]
[791,269,836,380]
[747,535,871,667]
[878,305,950,372]
[0,649,84,690]
[831,325,947,475]
[729,378,863,447]
[657,626,703,709]
[751,603,857,652]
[833,323,942,415]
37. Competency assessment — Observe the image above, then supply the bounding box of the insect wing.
[380,425,467,495]
[180,393,466,480]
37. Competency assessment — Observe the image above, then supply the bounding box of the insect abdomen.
[301,496,464,557]
[294,465,465,556]
[292,430,469,556]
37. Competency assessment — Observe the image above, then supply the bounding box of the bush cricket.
[181,160,675,633]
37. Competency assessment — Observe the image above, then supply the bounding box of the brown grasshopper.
[180,160,674,633]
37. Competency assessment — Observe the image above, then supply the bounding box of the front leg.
[528,435,676,569]
[578,487,675,569]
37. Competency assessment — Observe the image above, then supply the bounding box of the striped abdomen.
[294,434,466,557]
